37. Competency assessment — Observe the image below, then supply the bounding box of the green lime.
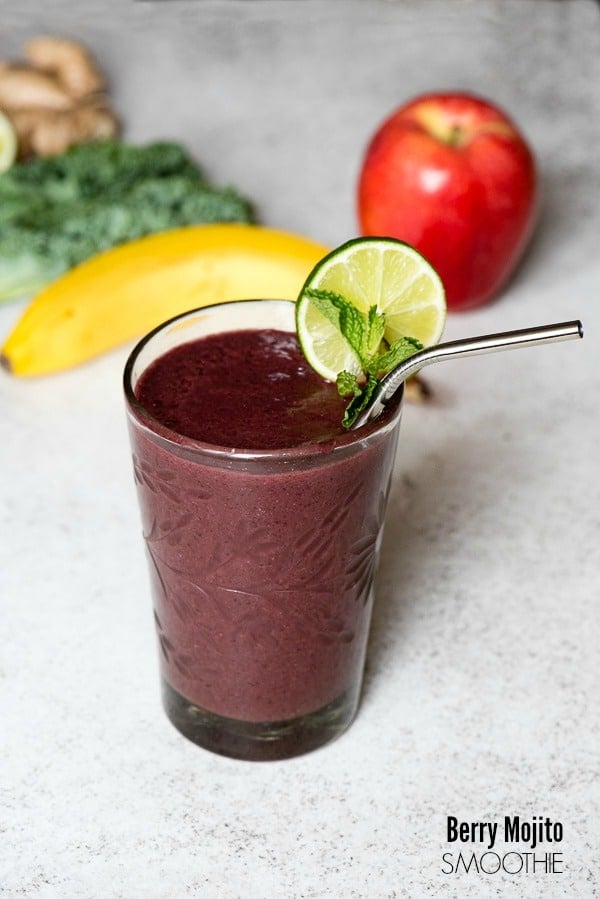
[0,111,17,173]
[296,237,446,381]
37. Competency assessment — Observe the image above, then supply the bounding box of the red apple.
[357,92,538,310]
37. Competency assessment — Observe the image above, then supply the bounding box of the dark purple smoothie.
[135,329,349,450]
[125,304,402,758]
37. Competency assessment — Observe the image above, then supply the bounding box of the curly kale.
[0,140,255,302]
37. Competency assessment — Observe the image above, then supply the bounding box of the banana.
[0,224,329,376]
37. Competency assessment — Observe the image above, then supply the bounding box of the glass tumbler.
[124,299,403,760]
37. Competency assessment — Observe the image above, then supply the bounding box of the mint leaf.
[305,288,344,331]
[302,288,424,428]
[365,305,386,358]
[305,288,367,364]
[338,370,381,428]
[338,304,367,363]
[341,374,379,428]
[336,370,362,398]
[367,335,423,376]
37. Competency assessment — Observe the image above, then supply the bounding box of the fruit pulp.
[126,311,402,759]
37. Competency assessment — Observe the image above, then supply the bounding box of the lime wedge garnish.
[296,237,446,382]
[0,111,17,173]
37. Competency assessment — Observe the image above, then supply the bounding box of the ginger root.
[9,102,119,158]
[24,36,105,100]
[0,35,119,159]
[0,64,74,111]
[405,374,433,404]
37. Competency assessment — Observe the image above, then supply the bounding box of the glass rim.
[123,298,403,462]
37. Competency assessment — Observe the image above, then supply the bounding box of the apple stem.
[448,124,463,147]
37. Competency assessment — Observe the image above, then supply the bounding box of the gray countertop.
[1,2,599,897]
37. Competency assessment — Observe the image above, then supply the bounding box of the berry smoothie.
[125,300,402,759]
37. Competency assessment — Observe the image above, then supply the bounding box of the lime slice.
[296,236,446,381]
[0,111,17,173]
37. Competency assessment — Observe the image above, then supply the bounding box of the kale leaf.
[0,140,255,302]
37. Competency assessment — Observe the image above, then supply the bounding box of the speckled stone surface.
[1,2,599,897]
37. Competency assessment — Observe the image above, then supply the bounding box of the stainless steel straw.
[352,320,584,429]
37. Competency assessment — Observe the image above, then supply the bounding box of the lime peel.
[296,236,446,381]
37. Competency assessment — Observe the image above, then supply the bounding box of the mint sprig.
[305,288,423,427]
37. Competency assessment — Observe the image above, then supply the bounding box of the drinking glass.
[124,300,403,760]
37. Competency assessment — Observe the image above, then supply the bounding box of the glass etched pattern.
[129,431,398,728]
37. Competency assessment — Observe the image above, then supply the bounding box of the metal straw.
[351,319,584,429]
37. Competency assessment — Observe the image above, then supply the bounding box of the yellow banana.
[1,223,329,376]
